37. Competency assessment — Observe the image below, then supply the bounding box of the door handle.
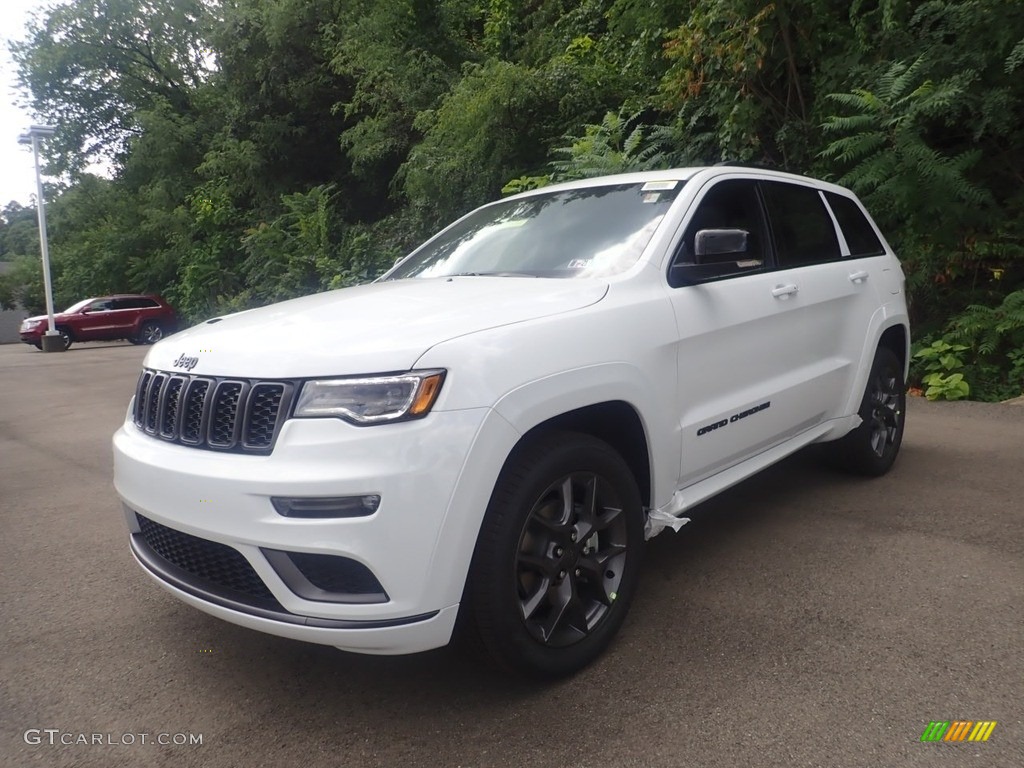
[848,270,869,284]
[771,284,799,298]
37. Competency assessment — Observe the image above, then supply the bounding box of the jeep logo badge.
[173,354,199,371]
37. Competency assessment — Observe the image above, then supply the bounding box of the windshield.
[63,299,93,313]
[386,182,685,280]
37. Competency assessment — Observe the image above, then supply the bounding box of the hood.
[23,312,69,324]
[144,277,608,378]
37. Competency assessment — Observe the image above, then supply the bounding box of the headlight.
[294,370,446,425]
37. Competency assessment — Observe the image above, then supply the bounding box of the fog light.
[271,495,380,518]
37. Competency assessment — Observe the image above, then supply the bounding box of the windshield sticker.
[641,180,679,192]
[642,192,662,204]
[567,258,590,269]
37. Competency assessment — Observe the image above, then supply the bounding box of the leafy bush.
[912,339,972,400]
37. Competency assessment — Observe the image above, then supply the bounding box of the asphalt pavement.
[1,341,1021,768]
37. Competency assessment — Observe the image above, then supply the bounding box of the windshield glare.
[63,299,92,313]
[387,182,684,280]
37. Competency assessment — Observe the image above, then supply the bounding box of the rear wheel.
[826,346,906,476]
[460,431,645,678]
[137,321,163,344]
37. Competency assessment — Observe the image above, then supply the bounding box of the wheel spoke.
[528,497,570,535]
[537,579,588,643]
[518,552,558,578]
[578,545,627,605]
[519,576,552,621]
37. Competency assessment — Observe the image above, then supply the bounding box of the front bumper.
[113,403,517,654]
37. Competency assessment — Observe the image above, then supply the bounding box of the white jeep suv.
[113,167,909,677]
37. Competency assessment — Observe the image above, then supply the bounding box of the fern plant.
[947,289,1024,355]
[820,58,992,241]
[548,111,676,181]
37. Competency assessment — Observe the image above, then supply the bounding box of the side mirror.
[694,228,749,260]
[670,228,761,287]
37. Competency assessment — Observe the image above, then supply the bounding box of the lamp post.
[18,124,62,352]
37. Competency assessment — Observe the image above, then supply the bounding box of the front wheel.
[460,431,645,678]
[56,328,72,350]
[826,346,906,476]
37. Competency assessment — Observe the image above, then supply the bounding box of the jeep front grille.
[133,369,293,453]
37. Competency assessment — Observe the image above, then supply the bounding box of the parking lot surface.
[1,341,1021,767]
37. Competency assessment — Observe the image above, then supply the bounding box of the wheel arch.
[516,401,653,509]
[878,323,910,381]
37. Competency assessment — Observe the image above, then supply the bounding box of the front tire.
[461,431,645,678]
[827,346,906,476]
[56,327,72,350]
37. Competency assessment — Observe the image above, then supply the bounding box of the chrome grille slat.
[132,369,291,454]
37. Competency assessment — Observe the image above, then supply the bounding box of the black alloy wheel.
[515,471,629,648]
[826,346,906,476]
[461,431,644,678]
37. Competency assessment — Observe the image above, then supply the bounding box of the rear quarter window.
[824,192,886,257]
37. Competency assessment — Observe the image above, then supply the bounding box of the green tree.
[12,0,214,174]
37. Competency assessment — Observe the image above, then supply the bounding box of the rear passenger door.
[759,181,886,421]
[111,297,155,337]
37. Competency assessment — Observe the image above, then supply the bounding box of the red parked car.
[20,294,178,350]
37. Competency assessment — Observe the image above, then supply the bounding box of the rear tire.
[826,346,906,476]
[137,321,163,344]
[460,431,645,678]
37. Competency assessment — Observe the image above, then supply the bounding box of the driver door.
[667,177,833,487]
[76,299,117,339]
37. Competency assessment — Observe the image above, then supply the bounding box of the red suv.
[20,294,178,350]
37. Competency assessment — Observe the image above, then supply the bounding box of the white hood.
[144,277,608,378]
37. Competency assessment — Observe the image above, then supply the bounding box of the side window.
[674,179,766,266]
[671,180,770,288]
[86,299,113,312]
[824,192,885,258]
[761,181,841,267]
[114,297,158,310]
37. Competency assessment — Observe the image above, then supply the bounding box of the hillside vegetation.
[2,0,1022,399]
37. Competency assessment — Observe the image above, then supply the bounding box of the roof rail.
[713,160,794,173]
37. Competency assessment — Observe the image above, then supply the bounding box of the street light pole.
[18,124,61,351]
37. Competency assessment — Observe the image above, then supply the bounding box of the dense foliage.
[2,0,1022,399]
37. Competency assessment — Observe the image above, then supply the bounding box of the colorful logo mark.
[920,721,997,742]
